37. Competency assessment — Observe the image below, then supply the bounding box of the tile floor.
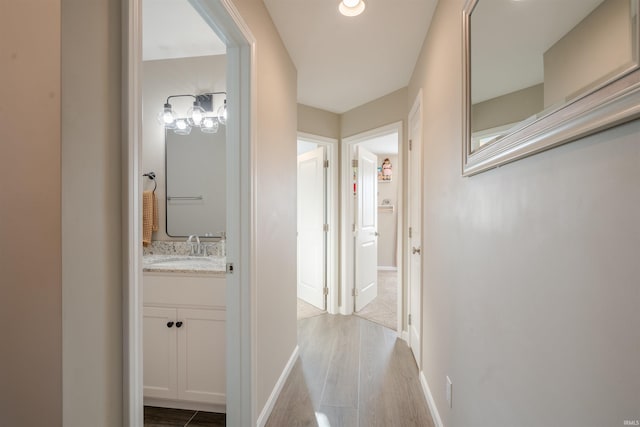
[144,406,225,427]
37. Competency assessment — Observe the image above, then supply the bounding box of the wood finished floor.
[143,406,225,427]
[266,314,435,427]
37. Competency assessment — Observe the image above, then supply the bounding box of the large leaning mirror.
[463,0,640,176]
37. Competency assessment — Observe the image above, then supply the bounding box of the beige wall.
[298,103,340,139]
[341,87,408,138]
[409,1,640,426]
[0,2,62,426]
[544,0,632,107]
[229,0,299,416]
[142,55,227,241]
[61,0,122,425]
[5,0,294,425]
[471,83,543,132]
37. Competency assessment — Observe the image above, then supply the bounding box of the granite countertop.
[143,254,226,275]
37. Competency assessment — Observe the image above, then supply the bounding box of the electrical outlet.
[446,376,453,408]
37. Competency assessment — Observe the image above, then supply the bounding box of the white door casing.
[297,146,327,309]
[355,146,378,312]
[408,92,423,367]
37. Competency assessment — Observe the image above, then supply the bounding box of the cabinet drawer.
[144,274,226,308]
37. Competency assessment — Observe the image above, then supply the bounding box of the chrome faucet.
[186,234,201,256]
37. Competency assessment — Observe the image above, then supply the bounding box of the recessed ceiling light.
[339,0,365,17]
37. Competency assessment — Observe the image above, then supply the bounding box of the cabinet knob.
[167,321,174,328]
[176,321,183,328]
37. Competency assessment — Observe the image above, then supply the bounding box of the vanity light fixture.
[339,0,365,17]
[158,92,227,135]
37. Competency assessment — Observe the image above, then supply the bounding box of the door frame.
[297,133,339,314]
[340,122,403,334]
[123,1,257,425]
[406,90,423,365]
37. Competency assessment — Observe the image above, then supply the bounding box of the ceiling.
[143,0,225,61]
[263,0,438,113]
[144,0,437,113]
[143,0,616,113]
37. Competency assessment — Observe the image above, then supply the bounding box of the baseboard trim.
[377,266,398,271]
[419,371,444,427]
[256,345,300,427]
[401,330,409,342]
[143,397,225,413]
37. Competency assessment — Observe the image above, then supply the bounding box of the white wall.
[142,55,227,240]
[1,2,62,425]
[409,1,640,426]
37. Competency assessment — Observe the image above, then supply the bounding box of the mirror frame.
[463,0,640,176]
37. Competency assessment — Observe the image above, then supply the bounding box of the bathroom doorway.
[341,122,403,333]
[124,0,255,425]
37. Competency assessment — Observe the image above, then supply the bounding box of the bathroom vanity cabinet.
[143,272,226,410]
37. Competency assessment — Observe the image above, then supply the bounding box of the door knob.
[167,321,174,328]
[176,321,183,328]
[412,247,421,255]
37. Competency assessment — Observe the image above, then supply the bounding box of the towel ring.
[143,172,157,193]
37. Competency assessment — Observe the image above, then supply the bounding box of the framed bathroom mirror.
[165,125,226,237]
[462,0,640,176]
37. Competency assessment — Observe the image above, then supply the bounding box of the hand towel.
[143,190,158,246]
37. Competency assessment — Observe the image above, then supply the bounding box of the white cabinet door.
[143,307,178,399]
[177,308,226,404]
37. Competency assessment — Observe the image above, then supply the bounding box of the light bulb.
[173,119,192,135]
[217,100,227,126]
[187,103,206,126]
[157,103,176,128]
[201,117,219,133]
[343,0,359,7]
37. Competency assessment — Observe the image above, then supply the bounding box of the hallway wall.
[1,2,62,425]
[229,0,299,419]
[298,103,340,139]
[409,1,640,426]
[61,0,123,425]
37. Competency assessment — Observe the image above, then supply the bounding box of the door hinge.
[408,314,412,325]
[323,223,329,232]
[409,139,413,151]
[352,288,358,297]
[409,227,412,238]
[323,287,328,296]
[352,159,358,168]
[352,224,356,232]
[324,159,329,168]
[226,263,234,274]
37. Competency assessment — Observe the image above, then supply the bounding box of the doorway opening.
[124,0,256,425]
[341,122,403,333]
[296,133,339,321]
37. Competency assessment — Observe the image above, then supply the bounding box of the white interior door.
[408,101,423,366]
[297,146,327,309]
[355,146,378,312]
